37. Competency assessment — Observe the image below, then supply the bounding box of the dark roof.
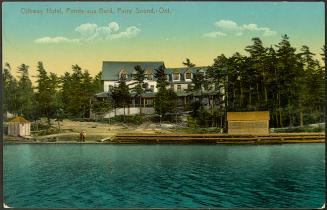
[101,61,209,81]
[102,61,165,81]
[165,66,208,74]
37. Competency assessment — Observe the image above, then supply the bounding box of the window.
[119,69,128,79]
[145,74,153,80]
[173,73,180,81]
[170,84,174,90]
[177,85,181,93]
[146,99,153,105]
[150,85,154,92]
[120,73,127,79]
[109,85,114,91]
[185,72,192,80]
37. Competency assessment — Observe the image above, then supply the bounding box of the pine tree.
[35,61,54,125]
[132,65,145,111]
[17,64,35,120]
[3,63,19,117]
[182,58,195,68]
[111,77,131,119]
[154,65,177,119]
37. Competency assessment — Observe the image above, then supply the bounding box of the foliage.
[182,58,196,68]
[16,64,35,120]
[154,64,177,118]
[2,35,324,129]
[132,65,145,108]
[111,115,144,125]
[2,63,19,116]
[208,35,324,128]
[111,77,131,118]
[61,65,96,118]
[154,88,177,119]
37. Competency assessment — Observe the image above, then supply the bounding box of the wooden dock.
[111,133,325,144]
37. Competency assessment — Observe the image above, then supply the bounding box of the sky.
[2,2,325,81]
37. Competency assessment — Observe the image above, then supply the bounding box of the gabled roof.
[8,116,31,123]
[102,61,165,81]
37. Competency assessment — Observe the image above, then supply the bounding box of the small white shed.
[8,116,31,137]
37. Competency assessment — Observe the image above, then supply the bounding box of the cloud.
[108,22,119,32]
[75,23,98,37]
[215,20,243,31]
[204,19,277,38]
[89,24,140,40]
[34,36,80,44]
[35,22,140,44]
[242,23,277,36]
[108,26,140,39]
[203,31,226,38]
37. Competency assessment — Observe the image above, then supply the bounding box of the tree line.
[3,62,102,124]
[190,35,325,128]
[3,34,325,128]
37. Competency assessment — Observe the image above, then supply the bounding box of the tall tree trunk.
[264,87,268,106]
[57,120,61,133]
[240,85,243,107]
[123,106,126,122]
[300,110,304,127]
[257,83,260,102]
[139,96,142,114]
[249,86,252,109]
[279,109,283,128]
[275,109,279,128]
[277,92,283,127]
[288,98,292,127]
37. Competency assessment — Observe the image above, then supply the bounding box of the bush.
[273,125,325,133]
[110,115,144,125]
[31,123,51,131]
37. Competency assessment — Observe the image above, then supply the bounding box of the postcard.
[2,1,325,208]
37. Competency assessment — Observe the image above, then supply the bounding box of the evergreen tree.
[275,34,303,127]
[81,70,94,118]
[183,58,196,68]
[35,61,54,125]
[154,65,177,119]
[3,63,19,116]
[111,77,131,119]
[245,37,268,109]
[92,71,103,94]
[16,64,35,120]
[132,65,145,111]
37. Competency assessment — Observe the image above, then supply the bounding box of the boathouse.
[7,116,31,137]
[227,111,270,135]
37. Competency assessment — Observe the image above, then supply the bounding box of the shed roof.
[227,111,270,121]
[8,116,31,123]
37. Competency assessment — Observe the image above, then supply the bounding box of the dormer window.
[185,71,192,80]
[198,70,205,76]
[145,74,153,80]
[119,69,128,80]
[173,73,180,81]
[144,68,153,81]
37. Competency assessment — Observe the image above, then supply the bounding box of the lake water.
[3,143,325,208]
